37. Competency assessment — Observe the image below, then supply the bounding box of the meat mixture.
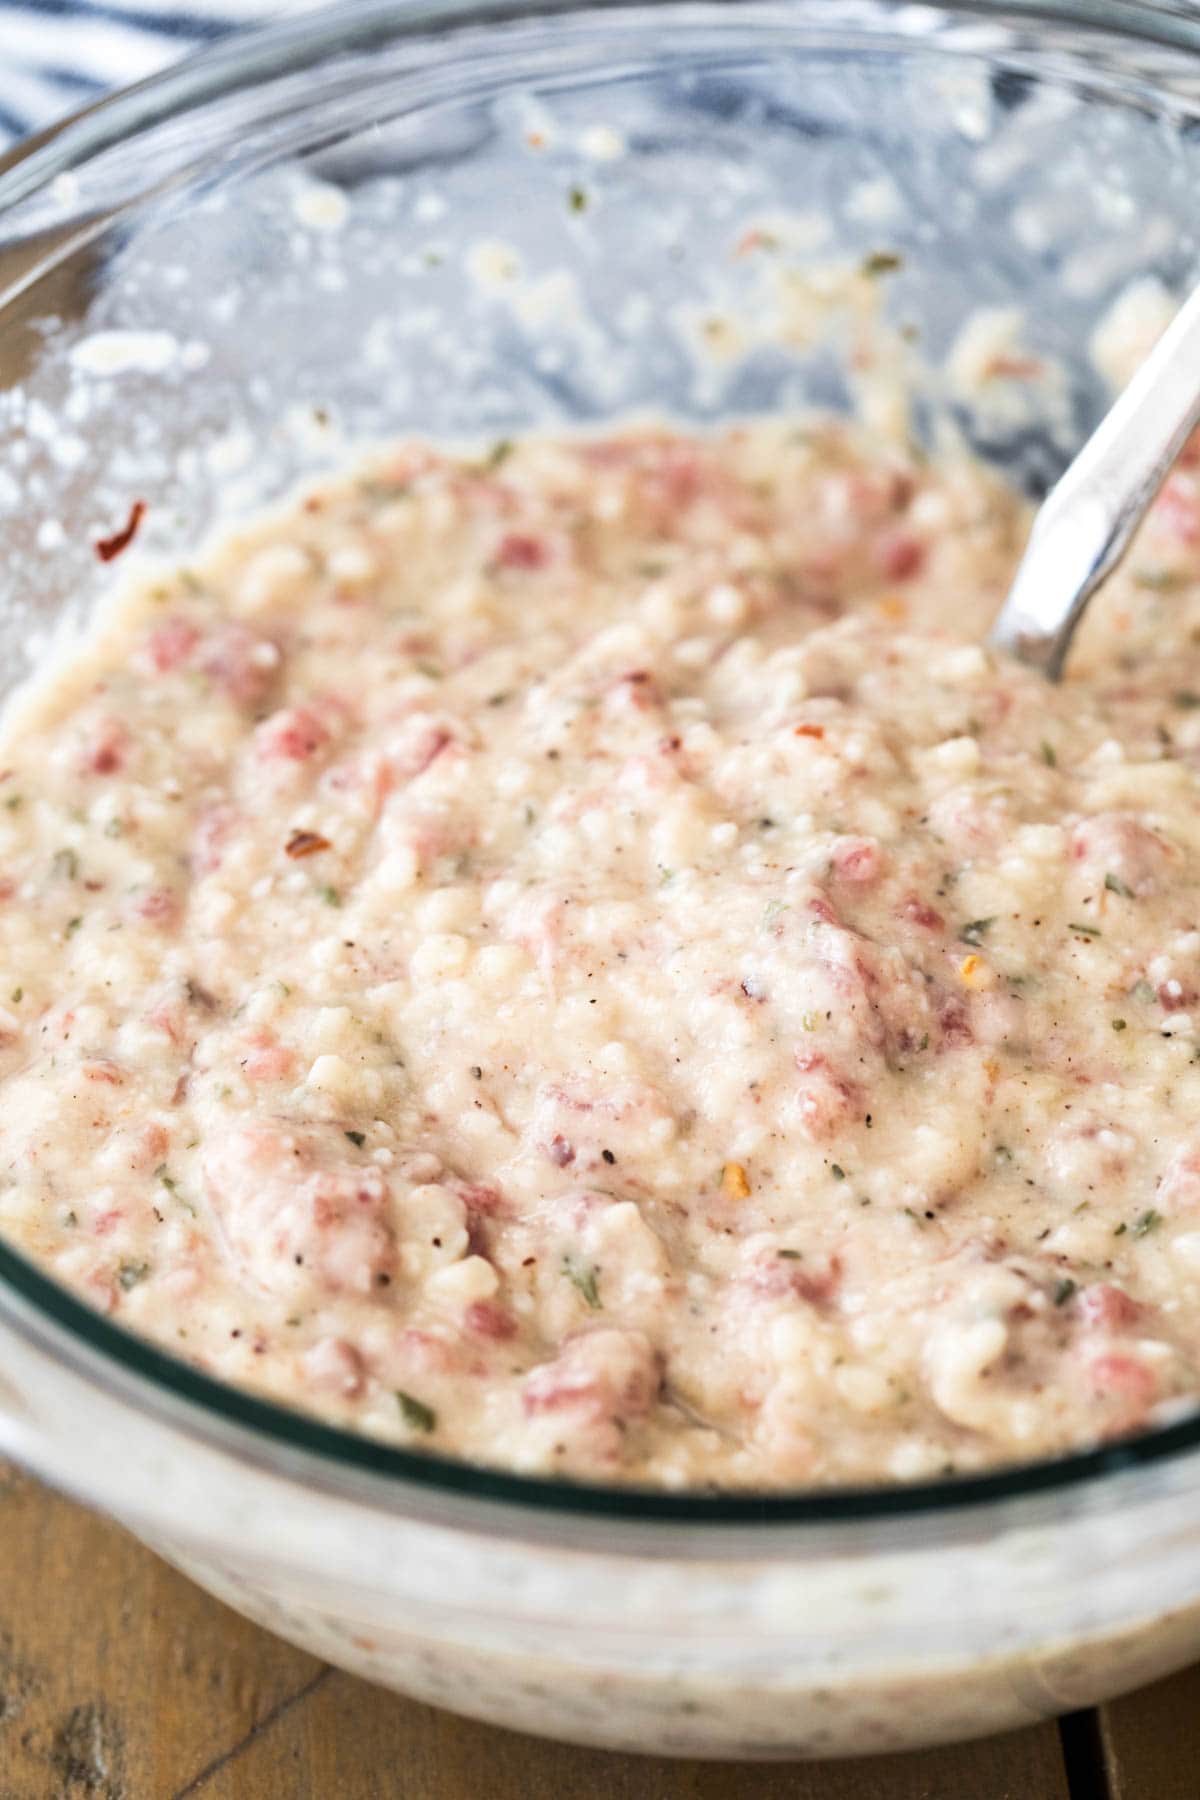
[4,416,1200,1489]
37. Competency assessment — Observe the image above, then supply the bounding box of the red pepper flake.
[722,1161,751,1199]
[734,227,779,257]
[982,353,1043,381]
[94,500,146,563]
[82,1060,124,1086]
[285,829,332,859]
[794,723,825,740]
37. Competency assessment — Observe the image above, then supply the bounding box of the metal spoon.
[988,282,1200,678]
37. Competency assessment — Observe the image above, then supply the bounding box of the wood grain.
[0,1465,1075,1799]
[1097,1663,1200,1800]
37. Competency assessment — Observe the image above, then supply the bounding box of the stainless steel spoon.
[988,282,1200,678]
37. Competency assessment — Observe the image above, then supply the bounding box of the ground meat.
[204,1126,396,1305]
[3,414,1200,1489]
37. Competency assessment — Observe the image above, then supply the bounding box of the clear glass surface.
[3,0,1200,1755]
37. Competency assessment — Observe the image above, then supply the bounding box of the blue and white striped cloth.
[0,0,290,147]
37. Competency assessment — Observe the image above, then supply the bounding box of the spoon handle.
[989,281,1200,678]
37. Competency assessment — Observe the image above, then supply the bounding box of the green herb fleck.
[568,185,589,213]
[777,1248,803,1260]
[1040,740,1057,768]
[1053,1278,1076,1307]
[959,918,995,947]
[64,916,82,939]
[155,1163,195,1215]
[485,439,514,470]
[9,988,20,1004]
[1068,921,1101,938]
[1113,1222,1127,1238]
[318,885,341,908]
[344,1130,366,1148]
[1132,1209,1162,1239]
[761,899,788,931]
[1105,872,1134,898]
[117,1261,151,1291]
[801,1011,818,1031]
[830,1164,846,1181]
[1112,1018,1127,1032]
[395,1391,436,1433]
[1135,567,1186,591]
[861,249,903,277]
[1132,979,1156,1004]
[3,794,21,811]
[563,1255,602,1309]
[1174,691,1200,710]
[52,848,78,881]
[104,817,125,838]
[360,477,411,504]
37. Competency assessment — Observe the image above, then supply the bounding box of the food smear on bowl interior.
[3,414,1200,1489]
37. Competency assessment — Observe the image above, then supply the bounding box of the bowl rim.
[8,1226,1200,1532]
[3,0,1200,209]
[2,0,1200,1535]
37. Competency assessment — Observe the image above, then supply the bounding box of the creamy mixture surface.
[9,416,1200,1489]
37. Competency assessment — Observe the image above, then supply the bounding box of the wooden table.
[0,1467,1193,1800]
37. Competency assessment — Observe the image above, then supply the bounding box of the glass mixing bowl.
[5,0,1200,1759]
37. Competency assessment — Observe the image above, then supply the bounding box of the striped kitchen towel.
[0,0,294,147]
